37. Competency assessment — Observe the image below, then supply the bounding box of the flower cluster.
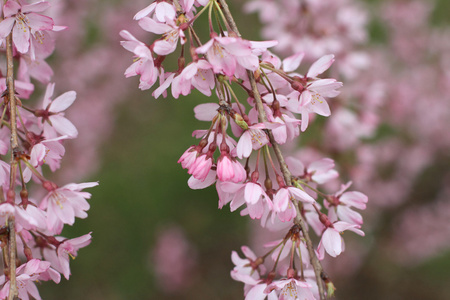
[0,1,95,299]
[121,0,367,298]
[247,1,450,297]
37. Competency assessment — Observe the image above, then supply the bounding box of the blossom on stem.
[0,259,60,300]
[35,83,78,138]
[266,277,315,300]
[43,233,92,279]
[0,1,55,55]
[326,182,368,225]
[133,1,176,22]
[317,220,364,259]
[138,17,187,56]
[196,34,266,77]
[40,182,98,234]
[286,157,338,184]
[120,30,159,90]
[216,153,246,183]
[273,187,315,222]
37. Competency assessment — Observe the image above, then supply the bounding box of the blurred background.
[35,0,450,299]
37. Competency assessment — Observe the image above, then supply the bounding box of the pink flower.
[40,182,98,234]
[266,278,315,300]
[172,60,215,98]
[217,154,246,183]
[178,146,200,170]
[0,202,46,232]
[23,135,68,182]
[196,35,260,77]
[0,259,59,300]
[36,83,77,138]
[0,1,54,55]
[18,55,53,84]
[326,182,368,225]
[286,157,338,184]
[236,123,270,159]
[220,181,272,219]
[187,153,213,181]
[231,246,264,283]
[286,55,342,131]
[0,78,34,99]
[133,2,176,22]
[44,233,92,279]
[317,221,364,259]
[273,187,315,222]
[230,246,278,300]
[120,30,159,90]
[138,17,186,56]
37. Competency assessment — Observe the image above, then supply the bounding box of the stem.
[21,159,47,183]
[6,38,18,152]
[7,216,17,300]
[216,1,327,298]
[6,31,18,300]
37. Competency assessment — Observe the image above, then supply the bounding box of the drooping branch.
[5,31,18,300]
[216,1,326,298]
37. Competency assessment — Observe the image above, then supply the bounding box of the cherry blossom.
[40,182,98,234]
[35,83,78,138]
[0,1,54,55]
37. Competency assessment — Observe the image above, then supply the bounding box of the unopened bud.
[319,212,333,228]
[251,171,259,182]
[43,181,58,192]
[6,189,15,203]
[264,178,272,190]
[20,190,29,208]
[287,268,296,279]
[233,113,249,130]
[24,246,33,261]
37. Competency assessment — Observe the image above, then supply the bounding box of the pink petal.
[187,171,216,189]
[312,170,338,184]
[26,13,54,31]
[153,39,177,56]
[22,1,51,13]
[134,3,155,20]
[49,91,76,113]
[12,22,30,53]
[3,1,20,17]
[138,17,171,34]
[273,188,289,212]
[49,115,78,137]
[194,103,219,121]
[195,38,214,54]
[322,229,342,257]
[0,18,15,38]
[245,182,263,204]
[288,187,315,203]
[236,132,252,159]
[155,2,176,23]
[285,157,305,177]
[337,206,363,225]
[306,54,335,78]
[236,54,259,71]
[283,52,305,73]
[340,191,368,209]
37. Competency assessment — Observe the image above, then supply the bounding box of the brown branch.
[6,32,18,300]
[216,1,327,298]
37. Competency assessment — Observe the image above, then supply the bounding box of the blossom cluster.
[246,0,450,295]
[121,0,368,298]
[0,1,95,299]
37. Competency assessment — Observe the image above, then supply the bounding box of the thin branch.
[216,1,327,298]
[6,31,18,300]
